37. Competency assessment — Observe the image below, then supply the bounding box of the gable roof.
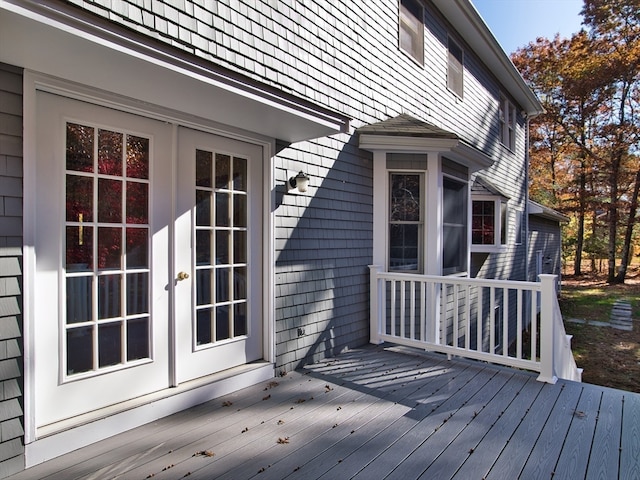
[357,114,460,139]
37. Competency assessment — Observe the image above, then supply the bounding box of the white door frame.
[22,71,276,447]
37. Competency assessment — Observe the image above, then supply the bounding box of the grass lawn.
[559,270,640,393]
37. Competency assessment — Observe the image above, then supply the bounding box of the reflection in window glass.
[443,177,468,275]
[65,122,151,377]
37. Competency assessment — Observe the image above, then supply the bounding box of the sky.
[472,0,585,55]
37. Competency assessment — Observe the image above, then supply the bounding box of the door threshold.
[26,362,274,467]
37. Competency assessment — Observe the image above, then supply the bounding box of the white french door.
[174,127,263,383]
[33,92,264,431]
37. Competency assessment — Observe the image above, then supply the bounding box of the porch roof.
[10,345,639,480]
[357,114,494,172]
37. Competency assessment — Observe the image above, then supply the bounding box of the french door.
[34,92,263,430]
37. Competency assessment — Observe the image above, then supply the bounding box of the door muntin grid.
[64,122,151,378]
[194,149,249,347]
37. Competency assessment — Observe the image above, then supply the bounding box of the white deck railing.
[369,266,582,383]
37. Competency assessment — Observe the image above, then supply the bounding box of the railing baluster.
[489,287,495,353]
[390,279,396,338]
[516,288,523,359]
[410,280,416,340]
[420,280,426,342]
[530,288,537,361]
[476,285,482,353]
[464,284,470,351]
[503,288,509,357]
[400,280,406,339]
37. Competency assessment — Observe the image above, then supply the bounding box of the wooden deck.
[10,345,640,480]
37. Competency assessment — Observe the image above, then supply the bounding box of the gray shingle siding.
[0,63,24,479]
[58,0,529,369]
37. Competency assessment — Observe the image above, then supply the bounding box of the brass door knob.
[177,271,190,281]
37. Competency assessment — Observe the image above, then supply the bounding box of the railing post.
[369,265,384,344]
[537,274,558,384]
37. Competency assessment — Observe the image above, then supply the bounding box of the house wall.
[0,63,25,478]
[31,0,529,372]
[529,216,564,282]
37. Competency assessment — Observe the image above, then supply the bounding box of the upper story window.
[399,0,424,65]
[389,172,423,272]
[472,197,508,251]
[499,94,516,150]
[447,37,464,97]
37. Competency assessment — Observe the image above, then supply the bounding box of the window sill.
[471,245,508,254]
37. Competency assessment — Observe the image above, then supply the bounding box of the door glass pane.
[234,195,247,227]
[233,157,247,191]
[197,309,212,345]
[196,230,212,265]
[126,228,148,269]
[98,322,122,368]
[126,135,149,179]
[126,182,148,224]
[216,268,230,303]
[64,121,152,378]
[234,231,246,263]
[66,174,93,222]
[127,318,149,360]
[216,305,230,341]
[196,190,211,226]
[126,273,148,315]
[216,230,229,264]
[98,227,122,270]
[98,178,122,223]
[67,326,94,375]
[234,303,247,336]
[66,123,94,172]
[196,269,212,306]
[98,129,123,175]
[215,192,230,227]
[215,154,230,189]
[66,226,93,271]
[66,277,92,324]
[98,275,122,319]
[196,150,212,187]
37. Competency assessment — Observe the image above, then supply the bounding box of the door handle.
[177,271,190,281]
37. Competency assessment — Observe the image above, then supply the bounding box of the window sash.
[400,0,424,64]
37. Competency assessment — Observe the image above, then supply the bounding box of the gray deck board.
[518,382,583,479]
[620,393,640,480]
[586,389,623,480]
[7,344,640,480]
[553,385,601,479]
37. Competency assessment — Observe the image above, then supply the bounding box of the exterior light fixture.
[289,171,310,192]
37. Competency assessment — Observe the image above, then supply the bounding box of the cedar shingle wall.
[49,1,529,370]
[0,63,25,479]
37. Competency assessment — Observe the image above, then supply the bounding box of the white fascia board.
[0,1,349,143]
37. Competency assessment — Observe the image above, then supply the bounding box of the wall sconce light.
[288,171,310,193]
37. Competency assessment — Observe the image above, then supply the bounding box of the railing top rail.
[372,270,543,290]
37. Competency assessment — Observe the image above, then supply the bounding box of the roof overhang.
[358,115,494,173]
[529,200,570,223]
[0,0,350,143]
[431,0,544,117]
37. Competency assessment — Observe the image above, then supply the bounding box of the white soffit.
[0,1,350,143]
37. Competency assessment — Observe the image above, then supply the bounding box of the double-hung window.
[389,172,423,272]
[499,94,516,150]
[399,0,424,64]
[447,37,464,97]
[471,197,508,251]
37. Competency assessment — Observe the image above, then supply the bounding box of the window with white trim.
[447,37,463,97]
[399,0,424,64]
[443,176,468,275]
[389,172,423,272]
[499,94,516,150]
[471,197,508,251]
